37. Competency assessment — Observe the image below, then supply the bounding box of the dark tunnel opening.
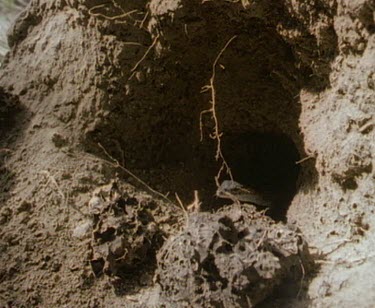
[219,132,301,220]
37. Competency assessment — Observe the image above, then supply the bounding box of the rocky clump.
[88,181,172,278]
[155,204,310,307]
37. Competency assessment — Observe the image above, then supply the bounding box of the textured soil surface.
[0,0,374,307]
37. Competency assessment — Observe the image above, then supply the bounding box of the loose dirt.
[0,0,374,307]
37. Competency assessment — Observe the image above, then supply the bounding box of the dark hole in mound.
[201,254,229,290]
[94,227,116,242]
[221,132,301,220]
[216,243,233,254]
[90,259,105,277]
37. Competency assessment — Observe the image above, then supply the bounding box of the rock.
[72,220,92,239]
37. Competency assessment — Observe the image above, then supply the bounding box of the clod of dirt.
[88,181,168,278]
[155,204,309,307]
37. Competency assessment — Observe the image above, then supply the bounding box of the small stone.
[73,220,93,239]
[88,196,103,214]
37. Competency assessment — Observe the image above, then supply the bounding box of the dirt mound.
[0,0,374,307]
[88,180,171,279]
[156,204,309,307]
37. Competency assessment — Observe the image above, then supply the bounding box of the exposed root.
[297,258,306,298]
[138,8,149,29]
[128,34,160,80]
[295,155,314,164]
[96,142,176,208]
[175,192,189,224]
[122,42,144,46]
[175,191,201,229]
[88,4,138,21]
[187,190,201,213]
[316,253,375,267]
[199,35,237,187]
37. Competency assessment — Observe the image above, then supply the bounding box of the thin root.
[175,192,189,224]
[88,4,138,21]
[296,155,314,164]
[129,34,160,79]
[97,142,176,207]
[187,190,201,213]
[199,35,237,187]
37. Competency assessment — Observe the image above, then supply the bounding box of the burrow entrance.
[84,1,329,221]
[220,132,301,219]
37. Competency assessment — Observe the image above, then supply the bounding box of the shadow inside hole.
[0,89,30,205]
[220,132,301,221]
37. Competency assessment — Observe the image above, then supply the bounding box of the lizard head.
[216,180,243,198]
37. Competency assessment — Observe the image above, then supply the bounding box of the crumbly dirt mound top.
[73,179,181,290]
[156,204,309,307]
[88,181,168,278]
